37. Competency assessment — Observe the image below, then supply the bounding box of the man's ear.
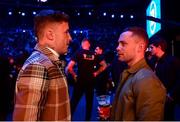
[46,29,54,41]
[139,42,145,50]
[158,45,162,50]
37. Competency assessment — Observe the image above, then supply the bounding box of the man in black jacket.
[0,56,13,120]
[149,35,180,120]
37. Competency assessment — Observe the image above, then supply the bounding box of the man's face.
[116,31,139,65]
[95,47,102,55]
[53,22,72,54]
[81,40,90,49]
[149,44,158,56]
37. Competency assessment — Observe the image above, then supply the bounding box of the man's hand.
[73,74,77,82]
[93,72,98,77]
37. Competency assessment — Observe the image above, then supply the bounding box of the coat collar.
[126,58,150,74]
[34,44,60,62]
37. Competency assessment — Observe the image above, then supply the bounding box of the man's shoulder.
[22,51,53,70]
[133,68,166,91]
[134,68,158,81]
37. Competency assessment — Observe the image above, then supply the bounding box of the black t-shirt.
[71,49,100,80]
[94,54,104,71]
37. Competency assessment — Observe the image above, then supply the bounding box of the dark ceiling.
[0,0,179,36]
[0,0,151,28]
[0,0,179,21]
[0,0,149,11]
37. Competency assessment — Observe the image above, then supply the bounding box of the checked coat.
[13,44,71,121]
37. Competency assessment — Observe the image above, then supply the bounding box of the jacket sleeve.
[170,57,180,103]
[13,64,48,121]
[133,72,166,120]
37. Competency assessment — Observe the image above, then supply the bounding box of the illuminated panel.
[146,0,161,38]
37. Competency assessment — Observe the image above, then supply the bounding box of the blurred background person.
[66,38,107,120]
[0,56,12,120]
[94,45,109,96]
[148,35,180,120]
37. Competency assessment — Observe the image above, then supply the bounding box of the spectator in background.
[0,56,12,120]
[94,45,109,96]
[110,27,166,120]
[149,35,180,120]
[13,10,72,121]
[66,38,107,120]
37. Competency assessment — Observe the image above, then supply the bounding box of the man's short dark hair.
[34,9,69,40]
[96,44,104,51]
[122,26,149,48]
[81,38,91,44]
[149,35,167,52]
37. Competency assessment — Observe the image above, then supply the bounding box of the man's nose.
[68,34,72,43]
[116,46,120,51]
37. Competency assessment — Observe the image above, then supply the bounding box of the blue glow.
[130,15,134,19]
[40,0,48,2]
[8,11,12,15]
[120,14,124,18]
[21,12,25,16]
[88,12,92,15]
[33,11,36,15]
[103,12,106,16]
[146,0,161,38]
[73,30,77,34]
[111,14,115,18]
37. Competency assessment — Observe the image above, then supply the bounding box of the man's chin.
[118,57,124,61]
[58,50,67,55]
[64,52,68,55]
[64,50,68,55]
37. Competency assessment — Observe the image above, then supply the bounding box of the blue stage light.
[8,11,12,15]
[120,14,124,18]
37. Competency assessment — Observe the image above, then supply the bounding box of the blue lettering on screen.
[146,0,161,38]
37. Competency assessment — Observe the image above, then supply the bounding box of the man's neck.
[128,56,144,68]
[47,47,59,57]
[82,47,90,50]
[157,51,165,59]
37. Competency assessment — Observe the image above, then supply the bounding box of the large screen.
[146,0,161,38]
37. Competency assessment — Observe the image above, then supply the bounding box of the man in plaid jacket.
[13,10,72,121]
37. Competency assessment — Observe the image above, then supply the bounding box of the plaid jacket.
[13,44,71,121]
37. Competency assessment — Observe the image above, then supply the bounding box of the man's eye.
[65,30,70,34]
[121,43,125,46]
